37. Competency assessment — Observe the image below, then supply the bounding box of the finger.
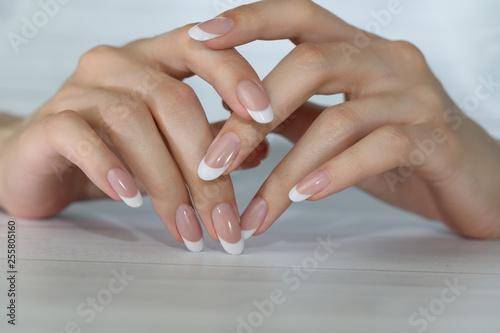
[289,124,442,203]
[218,99,326,142]
[106,72,244,255]
[239,95,421,237]
[150,85,245,255]
[210,121,270,169]
[189,0,370,47]
[75,63,244,255]
[91,91,210,251]
[202,41,396,180]
[35,110,141,210]
[271,101,325,143]
[125,26,274,124]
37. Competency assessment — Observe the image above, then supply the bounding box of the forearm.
[0,112,24,210]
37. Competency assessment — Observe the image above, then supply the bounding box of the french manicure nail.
[212,203,244,255]
[188,17,233,41]
[237,80,274,124]
[289,171,330,203]
[107,168,143,208]
[241,198,267,240]
[198,132,240,181]
[175,204,204,253]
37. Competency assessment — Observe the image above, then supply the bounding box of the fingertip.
[182,237,204,253]
[248,105,274,124]
[119,190,144,208]
[236,80,274,124]
[188,17,234,42]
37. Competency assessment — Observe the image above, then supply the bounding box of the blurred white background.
[0,0,499,136]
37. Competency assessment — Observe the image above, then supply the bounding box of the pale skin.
[0,0,499,255]
[0,26,271,254]
[196,0,500,240]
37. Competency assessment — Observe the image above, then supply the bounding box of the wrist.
[0,113,23,148]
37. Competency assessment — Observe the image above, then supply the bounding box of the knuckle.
[77,45,117,71]
[292,0,319,19]
[388,40,426,67]
[377,125,412,153]
[224,3,261,28]
[291,42,329,73]
[101,95,150,134]
[411,84,446,115]
[294,0,316,10]
[162,82,197,106]
[152,82,198,121]
[318,105,359,141]
[45,110,79,133]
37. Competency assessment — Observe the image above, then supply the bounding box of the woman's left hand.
[190,0,500,240]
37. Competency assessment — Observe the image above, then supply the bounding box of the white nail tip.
[119,190,143,208]
[188,25,221,41]
[182,237,204,253]
[218,236,244,255]
[247,104,274,124]
[241,228,258,240]
[288,185,311,203]
[198,159,229,181]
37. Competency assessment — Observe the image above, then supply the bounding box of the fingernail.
[188,17,233,41]
[237,80,274,124]
[198,133,240,181]
[107,168,143,208]
[241,198,267,240]
[212,203,244,255]
[289,171,330,203]
[175,205,204,253]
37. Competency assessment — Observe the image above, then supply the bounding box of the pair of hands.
[1,0,499,255]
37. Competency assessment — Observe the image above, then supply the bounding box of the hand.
[0,25,272,254]
[189,0,500,239]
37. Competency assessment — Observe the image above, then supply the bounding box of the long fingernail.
[237,80,274,124]
[212,203,244,255]
[175,204,204,253]
[188,17,233,41]
[107,168,143,208]
[198,133,240,181]
[289,171,330,202]
[241,198,267,240]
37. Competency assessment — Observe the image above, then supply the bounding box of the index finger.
[125,25,274,124]
[188,0,367,47]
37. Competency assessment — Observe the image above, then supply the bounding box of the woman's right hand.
[0,25,271,255]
